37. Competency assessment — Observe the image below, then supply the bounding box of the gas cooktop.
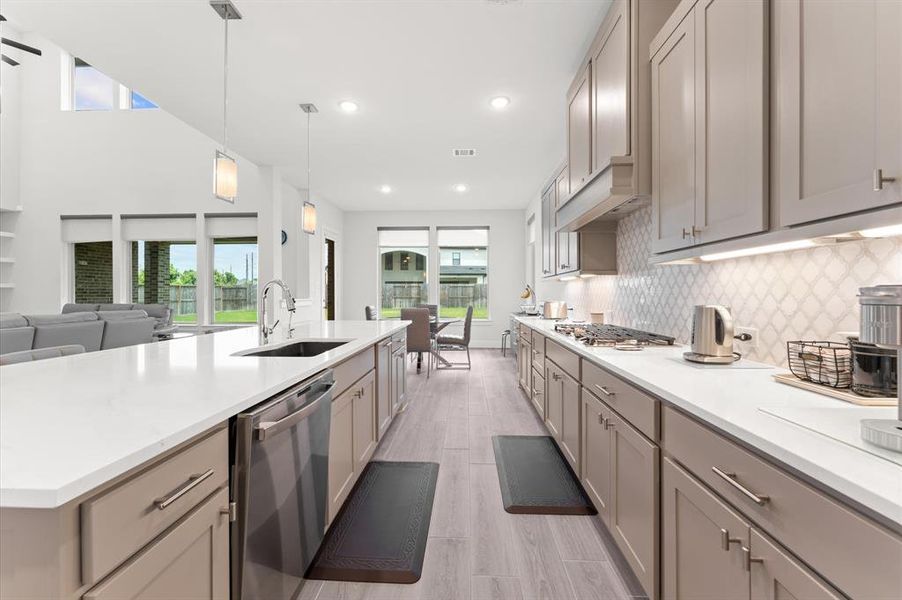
[554,323,676,348]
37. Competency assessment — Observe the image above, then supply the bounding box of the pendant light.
[300,103,318,234]
[211,1,241,203]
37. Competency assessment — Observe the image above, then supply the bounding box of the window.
[73,58,114,111]
[132,240,198,323]
[69,56,157,111]
[378,228,428,319]
[73,242,113,303]
[438,228,488,320]
[213,238,258,323]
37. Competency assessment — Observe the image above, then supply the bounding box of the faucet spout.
[260,279,296,344]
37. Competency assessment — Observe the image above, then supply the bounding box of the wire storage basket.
[786,341,852,388]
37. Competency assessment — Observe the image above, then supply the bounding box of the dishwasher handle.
[255,381,336,441]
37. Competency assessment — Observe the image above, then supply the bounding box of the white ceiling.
[3,0,612,212]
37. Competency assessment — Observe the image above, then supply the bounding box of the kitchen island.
[512,315,901,600]
[0,320,408,599]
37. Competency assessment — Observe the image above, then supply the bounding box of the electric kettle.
[683,305,738,364]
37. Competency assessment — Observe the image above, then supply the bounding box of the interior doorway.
[323,237,336,320]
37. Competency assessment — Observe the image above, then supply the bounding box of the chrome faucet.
[260,279,296,344]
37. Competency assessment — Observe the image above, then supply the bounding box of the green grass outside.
[173,310,258,324]
[380,306,488,319]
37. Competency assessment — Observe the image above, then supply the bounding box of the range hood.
[556,156,648,233]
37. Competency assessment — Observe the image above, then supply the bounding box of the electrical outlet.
[735,326,758,349]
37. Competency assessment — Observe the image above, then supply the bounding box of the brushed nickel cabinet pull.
[598,413,605,425]
[552,372,562,381]
[604,419,615,430]
[682,227,691,239]
[712,466,770,505]
[742,546,763,571]
[874,168,896,191]
[720,528,742,551]
[593,384,615,398]
[154,468,215,510]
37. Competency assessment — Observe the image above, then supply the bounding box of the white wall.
[3,33,342,323]
[343,209,525,347]
[0,24,22,212]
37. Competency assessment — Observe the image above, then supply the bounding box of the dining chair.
[364,305,377,321]
[436,305,474,369]
[400,307,432,378]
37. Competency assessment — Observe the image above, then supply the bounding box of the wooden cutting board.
[773,373,897,407]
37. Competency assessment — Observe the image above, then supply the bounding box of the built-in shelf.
[0,258,15,264]
[0,206,23,214]
[0,232,14,239]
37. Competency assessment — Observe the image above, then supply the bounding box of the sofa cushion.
[132,303,171,322]
[61,303,101,314]
[96,310,149,321]
[25,312,99,326]
[0,313,28,329]
[97,303,134,312]
[100,317,155,349]
[0,345,85,366]
[0,326,35,354]
[32,320,104,352]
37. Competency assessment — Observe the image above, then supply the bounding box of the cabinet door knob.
[742,547,764,572]
[874,168,897,191]
[720,528,742,551]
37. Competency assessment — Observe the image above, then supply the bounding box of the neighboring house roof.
[440,265,487,276]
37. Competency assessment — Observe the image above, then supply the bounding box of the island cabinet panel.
[662,457,749,600]
[352,370,378,474]
[83,487,229,600]
[81,428,229,585]
[663,406,902,600]
[376,338,393,439]
[749,530,843,600]
[328,386,356,523]
[774,0,901,227]
[333,347,376,398]
[531,367,546,420]
[581,389,613,522]
[592,0,630,175]
[568,64,594,195]
[609,409,659,599]
[544,362,564,441]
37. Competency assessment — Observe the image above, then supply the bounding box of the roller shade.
[121,216,196,241]
[378,228,429,247]
[437,227,488,246]
[61,217,112,243]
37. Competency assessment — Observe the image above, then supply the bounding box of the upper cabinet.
[650,0,767,253]
[568,65,594,195]
[773,0,901,226]
[557,0,681,232]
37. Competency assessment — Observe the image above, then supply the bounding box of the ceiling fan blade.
[1,54,20,66]
[1,37,42,56]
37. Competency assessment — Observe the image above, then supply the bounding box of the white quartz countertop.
[0,320,408,509]
[513,316,902,530]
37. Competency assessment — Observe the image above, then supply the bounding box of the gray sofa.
[0,344,85,365]
[0,309,156,360]
[62,303,177,339]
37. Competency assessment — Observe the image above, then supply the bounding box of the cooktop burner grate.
[554,323,676,346]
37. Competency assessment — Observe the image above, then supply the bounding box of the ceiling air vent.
[452,149,477,157]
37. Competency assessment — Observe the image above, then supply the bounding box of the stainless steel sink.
[235,340,350,358]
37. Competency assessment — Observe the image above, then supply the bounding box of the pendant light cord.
[306,110,311,197]
[223,15,229,153]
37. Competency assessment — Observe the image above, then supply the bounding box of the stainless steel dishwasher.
[231,370,334,600]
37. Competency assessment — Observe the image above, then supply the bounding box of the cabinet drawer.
[518,323,531,340]
[531,332,545,372]
[333,347,376,397]
[531,367,545,420]
[663,407,902,600]
[81,427,228,585]
[582,359,658,440]
[545,339,580,379]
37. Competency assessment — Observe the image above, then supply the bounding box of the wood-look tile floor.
[300,350,645,600]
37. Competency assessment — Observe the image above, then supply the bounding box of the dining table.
[415,316,460,370]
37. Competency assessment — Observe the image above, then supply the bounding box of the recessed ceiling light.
[490,96,511,110]
[454,183,469,193]
[379,185,392,194]
[338,100,359,113]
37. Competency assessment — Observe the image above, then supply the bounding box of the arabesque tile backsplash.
[543,207,902,366]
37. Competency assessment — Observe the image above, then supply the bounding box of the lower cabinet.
[544,362,563,441]
[518,337,533,393]
[582,390,613,521]
[530,367,545,419]
[662,457,749,600]
[748,530,843,600]
[329,369,378,523]
[391,341,407,415]
[83,487,230,600]
[376,338,393,439]
[559,369,581,473]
